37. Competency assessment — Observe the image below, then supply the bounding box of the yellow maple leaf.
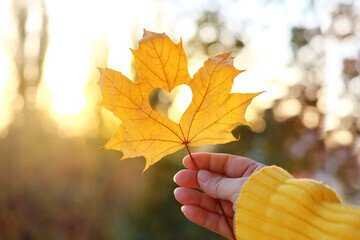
[100,30,259,170]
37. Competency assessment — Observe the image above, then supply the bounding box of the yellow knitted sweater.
[234,166,360,240]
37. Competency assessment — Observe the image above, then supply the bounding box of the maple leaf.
[100,30,259,170]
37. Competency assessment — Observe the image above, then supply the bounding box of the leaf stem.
[184,144,236,240]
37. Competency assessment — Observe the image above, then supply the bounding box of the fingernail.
[198,170,210,183]
[181,205,188,214]
[173,172,179,183]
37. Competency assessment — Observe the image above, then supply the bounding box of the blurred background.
[1,0,360,239]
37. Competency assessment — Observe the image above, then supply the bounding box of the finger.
[198,170,247,203]
[173,169,198,188]
[183,152,263,177]
[174,168,246,203]
[174,187,234,217]
[181,205,234,240]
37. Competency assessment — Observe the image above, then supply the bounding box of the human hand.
[173,152,264,239]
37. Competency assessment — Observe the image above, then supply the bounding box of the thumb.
[197,170,247,203]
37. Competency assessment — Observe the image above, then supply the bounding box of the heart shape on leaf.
[149,84,192,123]
[100,30,260,170]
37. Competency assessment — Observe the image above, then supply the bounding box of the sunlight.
[35,1,132,135]
[0,0,356,139]
[37,1,100,135]
[37,0,161,135]
[0,0,18,137]
[0,52,17,137]
[168,85,192,123]
[36,0,284,136]
[40,46,90,117]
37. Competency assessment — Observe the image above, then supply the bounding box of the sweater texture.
[234,166,360,240]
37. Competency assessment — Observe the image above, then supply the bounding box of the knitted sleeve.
[233,166,360,240]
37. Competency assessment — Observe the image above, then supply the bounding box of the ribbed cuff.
[233,166,360,240]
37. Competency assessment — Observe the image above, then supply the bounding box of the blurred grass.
[0,111,224,239]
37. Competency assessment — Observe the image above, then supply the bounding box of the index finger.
[183,152,263,178]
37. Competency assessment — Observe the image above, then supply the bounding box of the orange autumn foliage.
[100,30,259,169]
